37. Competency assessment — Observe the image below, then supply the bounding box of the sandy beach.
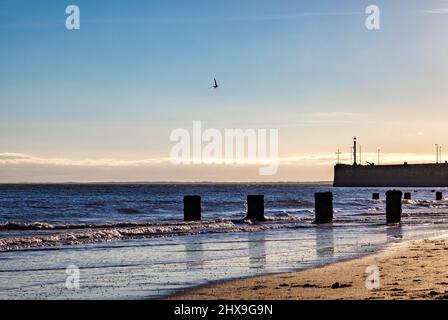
[170,235,448,300]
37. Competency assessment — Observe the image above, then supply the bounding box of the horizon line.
[0,180,333,185]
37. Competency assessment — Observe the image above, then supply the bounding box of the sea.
[1,183,448,299]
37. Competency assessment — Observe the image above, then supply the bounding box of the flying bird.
[210,78,218,89]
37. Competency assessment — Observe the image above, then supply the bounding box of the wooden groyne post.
[372,193,380,200]
[436,192,443,200]
[386,190,402,223]
[314,192,333,224]
[246,195,265,221]
[184,195,201,221]
[404,192,411,200]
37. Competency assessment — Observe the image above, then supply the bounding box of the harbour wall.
[333,163,448,187]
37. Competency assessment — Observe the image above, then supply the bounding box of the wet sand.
[169,235,448,300]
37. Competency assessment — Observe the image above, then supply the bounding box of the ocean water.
[1,183,448,299]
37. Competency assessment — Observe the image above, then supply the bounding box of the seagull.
[210,78,218,89]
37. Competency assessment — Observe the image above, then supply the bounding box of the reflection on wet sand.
[315,225,334,259]
[248,232,266,270]
[386,224,403,242]
[184,241,204,271]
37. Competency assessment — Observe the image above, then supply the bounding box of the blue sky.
[1,0,448,181]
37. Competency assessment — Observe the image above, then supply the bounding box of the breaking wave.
[0,216,313,251]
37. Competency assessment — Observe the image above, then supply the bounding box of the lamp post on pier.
[335,149,341,164]
[436,144,439,164]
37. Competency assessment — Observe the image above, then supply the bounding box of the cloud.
[292,111,367,125]
[279,152,441,166]
[0,153,32,161]
[310,112,365,118]
[0,151,439,168]
[0,11,364,30]
[0,151,442,183]
[422,8,448,14]
[0,153,168,167]
[82,11,363,25]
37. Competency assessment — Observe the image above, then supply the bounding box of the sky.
[1,0,448,182]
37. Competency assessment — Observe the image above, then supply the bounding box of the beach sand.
[169,235,448,300]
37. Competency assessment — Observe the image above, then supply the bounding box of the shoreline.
[167,234,448,300]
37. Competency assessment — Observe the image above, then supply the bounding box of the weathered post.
[386,190,402,223]
[372,193,380,200]
[314,192,333,224]
[184,195,201,221]
[436,192,443,201]
[246,195,265,221]
[404,192,411,200]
